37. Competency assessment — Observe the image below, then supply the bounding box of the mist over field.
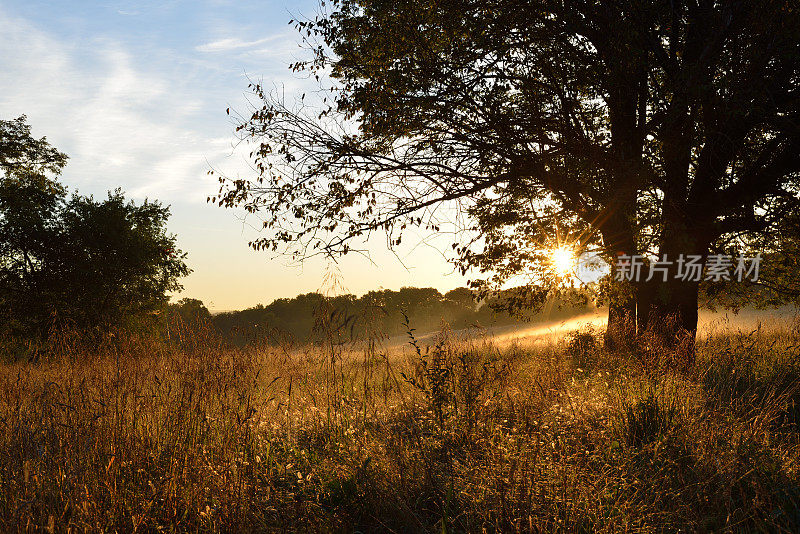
[482,307,800,346]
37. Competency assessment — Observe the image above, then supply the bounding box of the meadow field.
[3,313,800,533]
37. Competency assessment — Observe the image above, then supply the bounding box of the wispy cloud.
[0,8,235,202]
[196,33,285,53]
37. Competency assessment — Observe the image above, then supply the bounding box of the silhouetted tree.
[0,117,190,335]
[213,1,800,348]
[0,116,68,332]
[55,190,190,330]
[169,298,212,323]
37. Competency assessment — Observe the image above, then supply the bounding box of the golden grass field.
[3,313,800,532]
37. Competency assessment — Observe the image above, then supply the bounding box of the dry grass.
[2,318,800,532]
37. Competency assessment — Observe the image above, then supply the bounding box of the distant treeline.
[173,287,594,345]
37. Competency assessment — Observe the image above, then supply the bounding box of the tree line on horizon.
[174,286,594,345]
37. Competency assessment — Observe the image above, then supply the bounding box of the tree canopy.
[214,0,800,346]
[0,116,190,335]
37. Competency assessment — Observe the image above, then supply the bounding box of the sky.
[0,0,471,311]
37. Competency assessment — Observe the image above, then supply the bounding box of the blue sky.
[0,0,469,311]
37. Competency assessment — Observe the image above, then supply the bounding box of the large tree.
[214,0,800,348]
[0,117,190,335]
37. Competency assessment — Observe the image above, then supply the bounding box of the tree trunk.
[640,277,700,369]
[641,208,710,367]
[599,204,639,350]
[645,278,700,334]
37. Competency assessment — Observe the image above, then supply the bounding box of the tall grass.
[2,316,800,532]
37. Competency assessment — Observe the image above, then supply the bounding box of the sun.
[549,247,575,277]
